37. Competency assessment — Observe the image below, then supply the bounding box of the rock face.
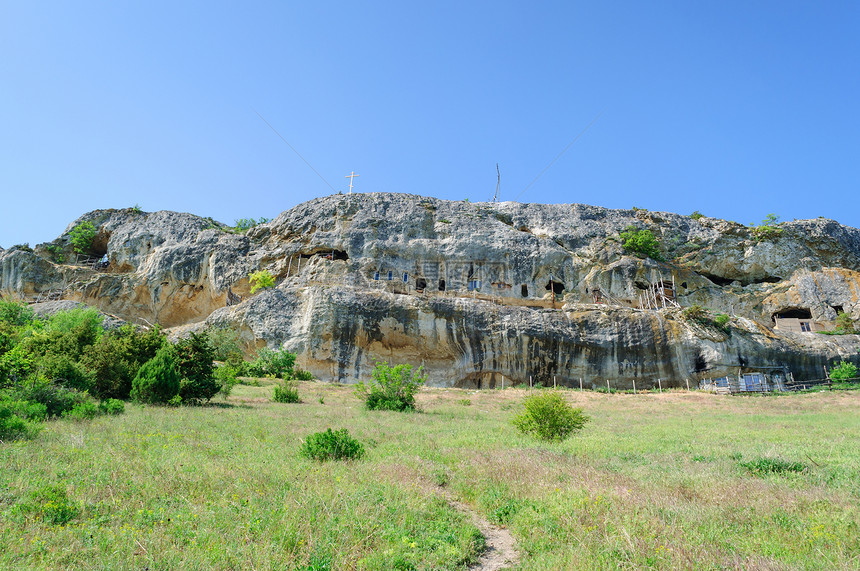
[2,194,859,388]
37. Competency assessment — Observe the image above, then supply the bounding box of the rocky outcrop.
[2,194,859,387]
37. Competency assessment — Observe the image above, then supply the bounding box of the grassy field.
[1,382,858,570]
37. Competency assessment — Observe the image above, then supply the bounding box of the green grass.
[1,383,859,569]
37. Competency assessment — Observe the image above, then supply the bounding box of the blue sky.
[2,1,858,248]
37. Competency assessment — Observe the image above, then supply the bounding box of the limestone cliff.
[2,194,859,388]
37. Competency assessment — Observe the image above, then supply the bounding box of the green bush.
[0,345,35,388]
[749,214,783,242]
[13,375,90,418]
[830,361,858,382]
[835,313,856,334]
[619,226,663,261]
[234,217,271,232]
[214,364,240,398]
[69,221,96,255]
[249,269,276,294]
[300,428,365,461]
[1,397,48,422]
[690,211,705,220]
[98,398,125,415]
[207,326,245,361]
[81,325,164,399]
[38,353,94,392]
[245,347,296,378]
[0,404,39,440]
[354,362,426,412]
[131,345,181,404]
[739,456,806,476]
[0,300,34,327]
[20,484,79,525]
[175,332,219,404]
[713,313,730,331]
[512,391,589,442]
[61,400,99,421]
[272,380,300,403]
[293,369,314,381]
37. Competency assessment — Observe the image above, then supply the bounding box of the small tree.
[619,226,663,261]
[512,391,589,442]
[835,313,855,334]
[69,222,96,255]
[175,332,219,404]
[249,269,275,293]
[830,361,858,382]
[354,361,426,412]
[131,345,181,404]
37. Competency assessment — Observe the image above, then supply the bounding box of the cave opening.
[416,278,427,291]
[773,308,813,320]
[521,284,528,298]
[438,279,446,291]
[545,280,565,295]
[832,305,844,315]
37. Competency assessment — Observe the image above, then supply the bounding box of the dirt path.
[440,489,519,570]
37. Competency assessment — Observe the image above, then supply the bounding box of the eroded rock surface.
[2,194,859,387]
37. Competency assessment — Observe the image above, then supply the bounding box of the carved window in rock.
[388,271,393,281]
[374,271,379,280]
[468,280,481,291]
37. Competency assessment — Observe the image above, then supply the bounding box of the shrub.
[98,398,125,415]
[354,361,426,412]
[0,345,34,388]
[682,304,708,322]
[214,364,239,398]
[69,221,97,255]
[207,326,245,361]
[272,380,300,403]
[38,353,94,392]
[61,400,99,421]
[619,226,663,261]
[245,347,296,378]
[739,456,806,476]
[249,269,276,293]
[293,369,314,381]
[830,361,858,382]
[175,332,219,404]
[13,375,90,418]
[82,325,165,399]
[300,428,365,461]
[835,313,856,334]
[0,300,34,327]
[0,404,39,440]
[234,217,271,232]
[512,391,589,442]
[131,345,181,404]
[20,484,79,525]
[1,397,48,422]
[690,211,705,220]
[43,244,65,263]
[749,214,783,242]
[713,313,730,331]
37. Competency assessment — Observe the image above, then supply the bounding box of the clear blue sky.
[2,1,858,248]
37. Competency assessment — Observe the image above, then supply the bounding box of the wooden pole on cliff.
[632,379,636,394]
[579,377,583,392]
[658,378,663,393]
